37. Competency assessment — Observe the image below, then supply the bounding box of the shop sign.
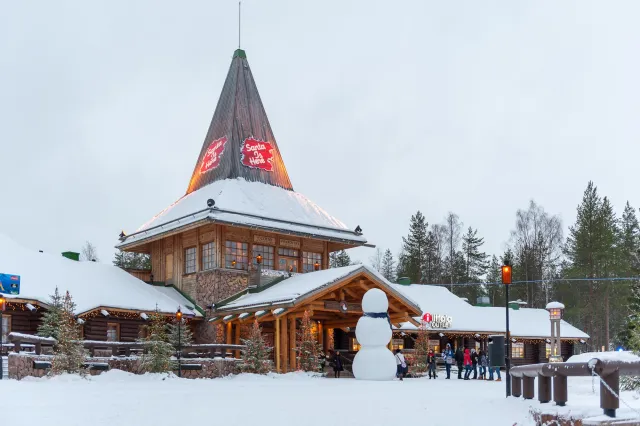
[254,235,276,245]
[422,312,452,329]
[241,137,274,171]
[0,273,20,295]
[199,136,228,174]
[279,239,300,249]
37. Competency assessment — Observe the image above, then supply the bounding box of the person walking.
[442,343,454,379]
[471,348,479,379]
[479,350,487,380]
[395,349,407,381]
[463,348,472,380]
[455,346,464,379]
[332,351,344,378]
[427,349,437,379]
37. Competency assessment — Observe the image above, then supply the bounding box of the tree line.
[366,181,640,352]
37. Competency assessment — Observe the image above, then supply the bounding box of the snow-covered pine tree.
[413,326,429,374]
[167,318,193,349]
[401,211,429,283]
[239,320,272,374]
[37,287,63,339]
[296,311,323,372]
[50,291,87,376]
[330,250,352,268]
[139,311,173,373]
[380,249,396,282]
[456,227,490,303]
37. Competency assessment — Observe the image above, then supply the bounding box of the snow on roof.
[546,301,565,310]
[0,233,200,317]
[118,178,366,248]
[392,284,588,339]
[568,351,640,363]
[217,264,420,313]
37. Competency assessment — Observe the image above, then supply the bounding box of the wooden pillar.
[322,327,329,353]
[275,319,281,372]
[538,375,551,403]
[523,376,535,400]
[317,321,323,347]
[553,375,568,406]
[289,317,297,371]
[280,315,288,373]
[512,376,522,397]
[600,370,620,417]
[226,322,232,344]
[234,324,241,358]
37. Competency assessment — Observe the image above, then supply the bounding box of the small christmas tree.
[239,320,272,374]
[167,318,193,349]
[412,326,429,374]
[139,311,174,373]
[50,291,87,376]
[296,311,323,372]
[37,287,63,339]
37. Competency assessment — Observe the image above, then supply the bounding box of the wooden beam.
[275,316,281,372]
[289,317,297,371]
[358,280,370,292]
[406,316,421,327]
[281,315,288,373]
[317,321,323,347]
[226,322,232,345]
[234,324,241,358]
[343,288,360,301]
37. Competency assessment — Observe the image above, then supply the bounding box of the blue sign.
[0,274,20,295]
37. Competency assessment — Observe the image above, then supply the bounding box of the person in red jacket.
[463,348,473,380]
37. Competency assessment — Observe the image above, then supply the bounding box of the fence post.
[553,375,567,406]
[600,370,619,418]
[538,374,551,403]
[512,376,522,397]
[523,376,535,400]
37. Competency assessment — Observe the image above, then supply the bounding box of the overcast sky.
[2,1,639,267]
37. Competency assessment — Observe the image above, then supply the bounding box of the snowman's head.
[361,288,389,313]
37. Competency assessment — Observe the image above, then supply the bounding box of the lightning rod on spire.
[238,1,241,49]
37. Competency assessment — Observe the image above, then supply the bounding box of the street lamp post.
[546,302,565,363]
[502,262,512,397]
[0,296,5,380]
[176,307,183,378]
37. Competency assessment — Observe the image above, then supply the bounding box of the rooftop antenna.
[238,1,241,48]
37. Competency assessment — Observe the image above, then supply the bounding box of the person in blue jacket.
[441,343,454,379]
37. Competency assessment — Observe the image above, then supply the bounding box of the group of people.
[441,343,502,381]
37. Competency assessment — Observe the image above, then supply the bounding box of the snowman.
[352,288,397,381]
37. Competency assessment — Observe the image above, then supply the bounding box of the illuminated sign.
[241,137,274,171]
[0,274,20,295]
[199,136,228,174]
[422,313,452,329]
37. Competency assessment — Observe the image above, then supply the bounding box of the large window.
[225,241,248,270]
[278,248,299,272]
[107,323,120,342]
[546,343,552,359]
[428,339,441,354]
[302,251,322,273]
[392,338,404,351]
[1,315,11,343]
[184,247,197,274]
[512,342,524,359]
[202,242,215,270]
[252,245,274,270]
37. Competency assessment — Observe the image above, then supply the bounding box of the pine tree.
[139,311,173,373]
[330,250,352,268]
[413,326,429,374]
[240,320,272,374]
[50,291,87,376]
[486,255,505,306]
[401,211,429,283]
[456,227,490,304]
[113,250,151,270]
[37,287,63,339]
[167,318,193,349]
[380,249,396,282]
[296,311,323,372]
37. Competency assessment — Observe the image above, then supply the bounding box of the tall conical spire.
[186,50,293,194]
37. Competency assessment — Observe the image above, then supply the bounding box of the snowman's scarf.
[363,312,392,330]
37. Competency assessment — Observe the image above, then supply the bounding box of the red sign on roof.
[199,137,228,174]
[241,137,274,172]
[422,312,432,323]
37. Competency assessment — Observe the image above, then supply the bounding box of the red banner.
[241,137,274,172]
[199,137,228,174]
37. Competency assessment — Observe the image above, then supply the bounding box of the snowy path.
[4,371,536,426]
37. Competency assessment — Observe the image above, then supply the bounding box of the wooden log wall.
[83,316,148,342]
[4,309,42,335]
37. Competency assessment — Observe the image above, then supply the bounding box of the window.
[1,315,11,343]
[184,247,196,274]
[252,245,275,270]
[392,338,404,351]
[302,252,322,273]
[107,323,120,342]
[225,241,248,270]
[278,248,299,272]
[428,339,440,354]
[278,248,298,257]
[351,337,361,351]
[512,342,524,359]
[202,242,215,270]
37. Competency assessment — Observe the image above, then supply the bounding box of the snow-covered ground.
[6,367,640,425]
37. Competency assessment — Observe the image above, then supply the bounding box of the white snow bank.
[0,233,200,316]
[568,351,640,363]
[546,301,566,310]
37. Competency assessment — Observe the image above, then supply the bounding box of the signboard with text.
[0,274,20,295]
[422,312,452,329]
[241,137,274,171]
[199,136,228,174]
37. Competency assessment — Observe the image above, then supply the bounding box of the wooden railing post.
[523,376,535,400]
[600,370,619,418]
[553,375,568,406]
[512,376,522,397]
[538,374,551,403]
